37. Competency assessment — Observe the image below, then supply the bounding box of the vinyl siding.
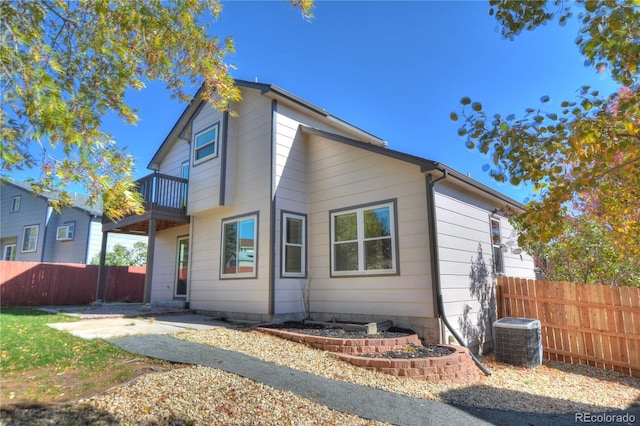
[187,104,225,214]
[186,90,272,315]
[434,180,535,348]
[42,207,92,264]
[0,183,48,262]
[151,224,190,301]
[304,134,433,318]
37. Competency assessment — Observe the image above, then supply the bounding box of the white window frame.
[490,217,505,275]
[330,200,398,277]
[281,212,306,278]
[3,244,16,260]
[221,213,258,279]
[10,196,21,212]
[193,122,219,165]
[21,225,39,253]
[56,221,75,241]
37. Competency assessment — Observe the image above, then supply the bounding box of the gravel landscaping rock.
[3,323,639,425]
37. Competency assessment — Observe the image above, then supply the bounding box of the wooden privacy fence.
[0,261,145,306]
[497,276,640,378]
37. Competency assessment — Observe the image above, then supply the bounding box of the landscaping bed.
[257,322,480,383]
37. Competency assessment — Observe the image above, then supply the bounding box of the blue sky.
[14,1,619,203]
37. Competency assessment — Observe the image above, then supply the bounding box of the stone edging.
[256,327,480,384]
[333,345,480,384]
[256,327,422,354]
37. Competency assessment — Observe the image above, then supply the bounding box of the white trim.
[330,201,397,276]
[21,225,39,253]
[281,212,306,278]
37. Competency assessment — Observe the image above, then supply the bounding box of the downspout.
[425,170,491,376]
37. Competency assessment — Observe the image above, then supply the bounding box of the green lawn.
[1,307,127,373]
[0,307,174,404]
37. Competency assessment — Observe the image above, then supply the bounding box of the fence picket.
[496,276,639,378]
[1,261,144,306]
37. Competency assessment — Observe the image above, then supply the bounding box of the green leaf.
[471,102,483,112]
[460,97,471,106]
[450,112,459,121]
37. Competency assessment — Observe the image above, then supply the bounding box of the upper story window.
[221,213,257,279]
[10,196,21,212]
[21,225,39,253]
[490,218,505,275]
[330,200,398,276]
[56,221,75,241]
[193,122,219,164]
[282,212,306,278]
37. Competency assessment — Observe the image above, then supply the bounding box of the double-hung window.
[221,214,257,278]
[193,122,219,164]
[490,218,505,274]
[330,200,397,276]
[282,212,306,277]
[21,225,39,253]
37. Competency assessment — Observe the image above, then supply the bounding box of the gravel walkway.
[178,327,640,414]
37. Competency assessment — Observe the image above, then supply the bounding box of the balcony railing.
[136,173,188,215]
[102,173,189,232]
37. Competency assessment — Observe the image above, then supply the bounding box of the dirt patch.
[0,357,185,410]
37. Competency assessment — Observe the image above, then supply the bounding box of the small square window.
[193,122,219,164]
[56,222,75,241]
[10,196,21,212]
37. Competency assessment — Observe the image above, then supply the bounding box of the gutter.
[425,171,491,376]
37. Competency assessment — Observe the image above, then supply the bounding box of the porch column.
[96,231,108,302]
[143,218,156,304]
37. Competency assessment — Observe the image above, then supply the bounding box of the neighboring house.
[0,180,146,264]
[102,80,536,351]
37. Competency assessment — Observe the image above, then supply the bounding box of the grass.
[0,307,176,405]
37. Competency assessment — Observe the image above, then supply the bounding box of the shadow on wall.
[458,243,496,354]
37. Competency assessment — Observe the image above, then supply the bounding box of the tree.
[451,0,639,261]
[90,242,148,266]
[526,216,640,287]
[1,0,313,220]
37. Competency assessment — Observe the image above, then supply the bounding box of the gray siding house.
[103,80,536,352]
[1,180,145,264]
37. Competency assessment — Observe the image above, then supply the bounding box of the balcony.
[102,173,189,235]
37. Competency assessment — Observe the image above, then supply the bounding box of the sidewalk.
[108,334,639,426]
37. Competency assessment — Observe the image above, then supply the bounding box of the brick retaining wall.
[257,328,480,384]
[333,345,480,384]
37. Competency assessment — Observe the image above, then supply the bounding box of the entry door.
[175,237,189,297]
